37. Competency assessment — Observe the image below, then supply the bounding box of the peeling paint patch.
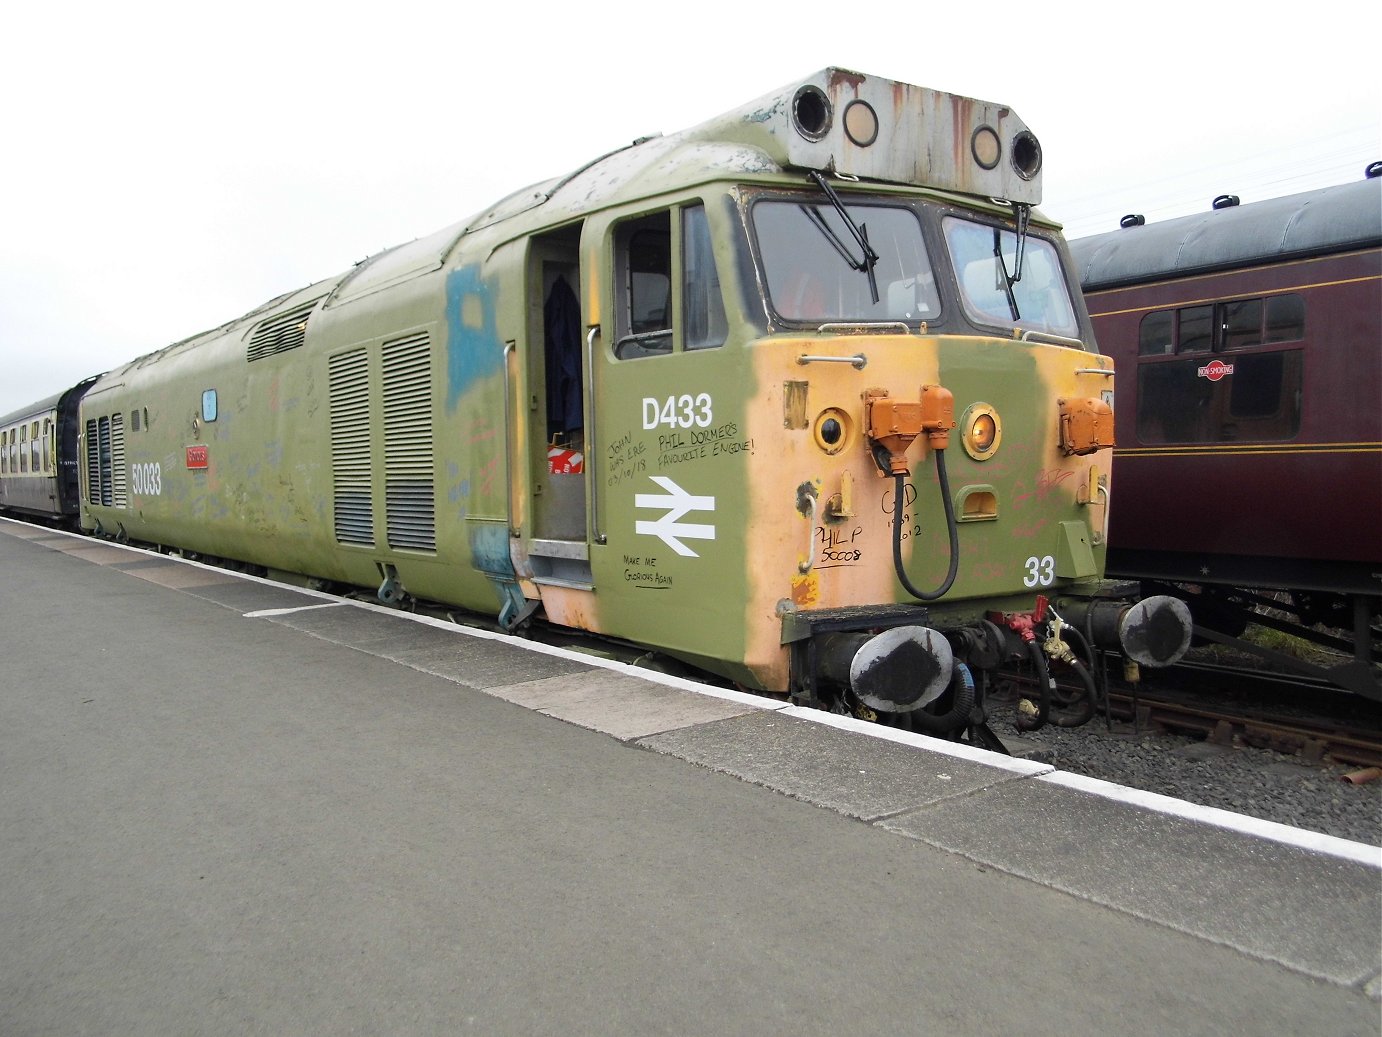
[445,265,502,412]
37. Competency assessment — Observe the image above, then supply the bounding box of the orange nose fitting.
[919,383,955,450]
[866,385,955,473]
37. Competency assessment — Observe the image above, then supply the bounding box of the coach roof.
[1070,177,1382,290]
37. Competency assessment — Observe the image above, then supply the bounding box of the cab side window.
[683,204,727,350]
[613,203,727,359]
[615,213,672,358]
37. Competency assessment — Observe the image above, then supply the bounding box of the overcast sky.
[2,0,1377,416]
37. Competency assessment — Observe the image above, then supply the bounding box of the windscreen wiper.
[805,170,880,304]
[992,227,1021,321]
[991,202,1033,322]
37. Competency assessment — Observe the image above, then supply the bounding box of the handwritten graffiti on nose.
[881,482,918,515]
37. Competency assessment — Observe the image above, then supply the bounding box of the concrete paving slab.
[388,639,593,690]
[638,710,1032,821]
[176,578,328,612]
[879,776,1382,986]
[110,557,188,570]
[119,562,241,589]
[260,602,455,647]
[339,623,468,657]
[47,544,144,565]
[487,670,764,740]
[0,524,69,541]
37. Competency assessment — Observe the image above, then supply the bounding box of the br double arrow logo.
[634,476,716,557]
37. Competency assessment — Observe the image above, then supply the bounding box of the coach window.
[1264,294,1305,342]
[1135,294,1306,445]
[1177,306,1213,353]
[1221,298,1263,350]
[1138,310,1174,355]
[1,430,7,474]
[18,425,27,473]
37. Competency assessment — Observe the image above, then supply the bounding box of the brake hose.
[891,448,959,601]
[1016,639,1052,732]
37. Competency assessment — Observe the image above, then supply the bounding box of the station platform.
[2,517,1378,1035]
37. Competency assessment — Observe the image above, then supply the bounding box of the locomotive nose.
[817,626,954,712]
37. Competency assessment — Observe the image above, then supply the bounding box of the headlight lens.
[961,403,1002,460]
[813,408,851,454]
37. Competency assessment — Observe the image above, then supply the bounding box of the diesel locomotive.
[1070,175,1382,698]
[2,68,1194,738]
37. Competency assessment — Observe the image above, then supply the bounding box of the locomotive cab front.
[558,70,1190,735]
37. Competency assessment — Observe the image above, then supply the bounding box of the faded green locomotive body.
[78,69,1189,723]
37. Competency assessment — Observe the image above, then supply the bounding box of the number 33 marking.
[1023,555,1055,588]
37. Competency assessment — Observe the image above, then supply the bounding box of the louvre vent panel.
[109,413,128,507]
[247,299,321,362]
[329,349,374,546]
[382,334,435,551]
[97,416,113,506]
[85,419,99,504]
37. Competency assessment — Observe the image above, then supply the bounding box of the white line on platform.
[243,602,348,618]
[1040,770,1382,868]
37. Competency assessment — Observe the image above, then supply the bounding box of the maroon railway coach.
[1069,175,1381,697]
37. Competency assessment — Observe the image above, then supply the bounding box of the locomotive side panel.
[78,287,349,578]
[76,269,509,613]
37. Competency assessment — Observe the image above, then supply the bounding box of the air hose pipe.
[891,449,959,601]
[1016,639,1051,732]
[906,662,975,735]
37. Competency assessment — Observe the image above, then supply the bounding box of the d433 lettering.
[643,393,712,430]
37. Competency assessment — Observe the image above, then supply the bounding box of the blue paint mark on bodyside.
[445,264,504,412]
[469,523,514,579]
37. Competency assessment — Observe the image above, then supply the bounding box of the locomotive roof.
[87,68,1050,378]
[1069,178,1382,290]
[458,67,1043,237]
[332,68,1046,307]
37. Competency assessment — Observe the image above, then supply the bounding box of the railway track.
[996,656,1382,771]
